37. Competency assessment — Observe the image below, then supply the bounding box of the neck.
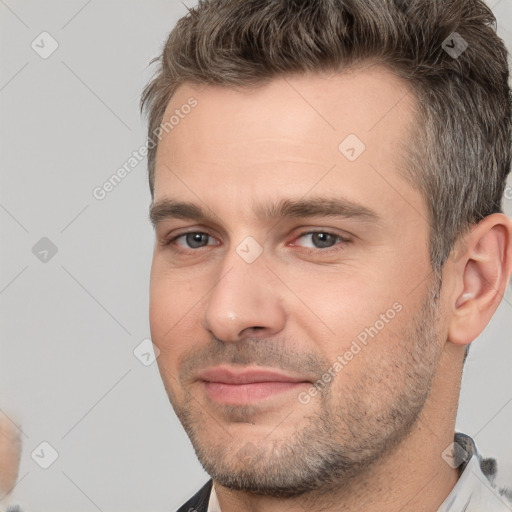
[215,344,465,512]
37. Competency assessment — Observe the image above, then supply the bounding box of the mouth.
[196,365,311,405]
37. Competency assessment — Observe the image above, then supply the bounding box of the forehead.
[153,65,424,227]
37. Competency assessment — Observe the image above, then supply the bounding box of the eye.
[168,231,218,249]
[293,231,348,250]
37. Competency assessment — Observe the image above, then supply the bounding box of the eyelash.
[162,230,352,253]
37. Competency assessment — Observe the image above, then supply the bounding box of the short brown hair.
[141,0,511,271]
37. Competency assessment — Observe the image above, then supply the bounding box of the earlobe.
[447,214,512,347]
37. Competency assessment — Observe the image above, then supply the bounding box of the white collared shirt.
[207,485,222,512]
[437,455,511,511]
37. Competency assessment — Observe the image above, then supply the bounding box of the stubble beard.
[170,277,444,498]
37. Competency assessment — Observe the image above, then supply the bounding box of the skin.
[0,413,21,503]
[149,65,512,512]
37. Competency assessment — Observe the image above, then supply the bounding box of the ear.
[447,213,512,346]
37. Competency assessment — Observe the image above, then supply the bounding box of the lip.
[196,365,309,384]
[196,366,310,405]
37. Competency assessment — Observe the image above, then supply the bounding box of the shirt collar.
[207,484,221,512]
[436,454,511,511]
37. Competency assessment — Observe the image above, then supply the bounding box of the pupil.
[313,233,335,248]
[187,233,207,248]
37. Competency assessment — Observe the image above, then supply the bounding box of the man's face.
[149,66,447,496]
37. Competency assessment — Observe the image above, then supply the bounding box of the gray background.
[0,1,511,510]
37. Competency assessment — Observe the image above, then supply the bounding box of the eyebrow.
[149,197,380,227]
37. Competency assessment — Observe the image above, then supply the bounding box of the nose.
[201,247,287,343]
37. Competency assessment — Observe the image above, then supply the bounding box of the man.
[141,0,512,510]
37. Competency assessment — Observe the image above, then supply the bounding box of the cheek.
[286,267,407,355]
[149,288,185,391]
[150,256,196,321]
[149,269,186,351]
[149,262,209,366]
